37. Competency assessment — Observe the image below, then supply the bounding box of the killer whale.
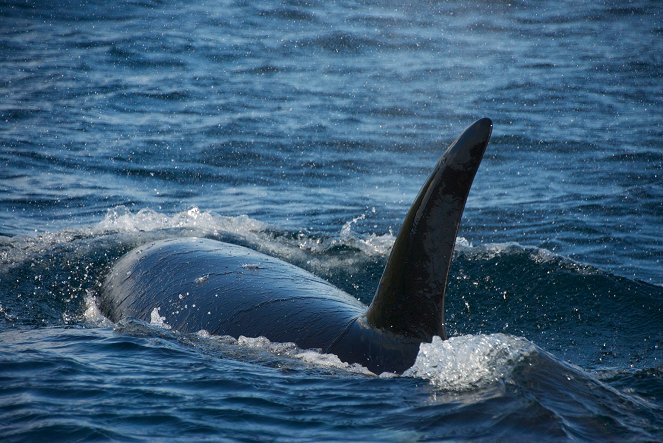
[100,118,493,374]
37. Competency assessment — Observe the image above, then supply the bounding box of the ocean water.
[1,0,662,441]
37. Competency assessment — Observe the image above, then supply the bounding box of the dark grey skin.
[101,118,493,374]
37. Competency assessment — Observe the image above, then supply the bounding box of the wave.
[446,240,663,369]
[80,304,662,440]
[1,206,660,370]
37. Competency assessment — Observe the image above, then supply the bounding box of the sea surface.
[1,0,662,441]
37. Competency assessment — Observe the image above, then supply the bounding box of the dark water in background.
[1,0,662,441]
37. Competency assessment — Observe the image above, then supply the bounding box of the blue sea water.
[1,0,662,441]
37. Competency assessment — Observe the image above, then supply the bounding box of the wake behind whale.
[100,118,493,374]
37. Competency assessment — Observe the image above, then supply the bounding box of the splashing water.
[405,334,536,391]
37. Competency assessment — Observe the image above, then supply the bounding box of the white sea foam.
[338,213,395,256]
[0,206,267,268]
[195,329,534,386]
[2,204,579,282]
[195,333,374,375]
[404,334,536,391]
[237,335,374,375]
[96,206,266,237]
[81,291,114,327]
[92,207,502,269]
[149,307,171,330]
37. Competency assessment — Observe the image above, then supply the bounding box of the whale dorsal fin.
[366,118,493,341]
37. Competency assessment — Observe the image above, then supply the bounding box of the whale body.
[100,118,493,374]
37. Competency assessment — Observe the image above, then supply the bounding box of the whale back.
[367,118,492,341]
[101,238,364,349]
